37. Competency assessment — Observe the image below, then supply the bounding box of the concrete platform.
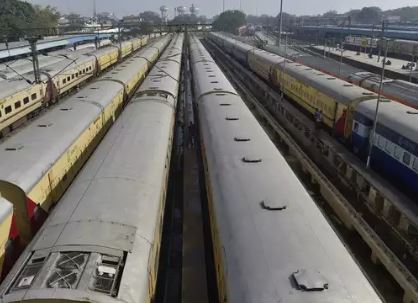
[312,45,418,83]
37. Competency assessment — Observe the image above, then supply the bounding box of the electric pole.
[366,39,389,169]
[278,0,283,47]
[377,20,385,63]
[27,37,41,84]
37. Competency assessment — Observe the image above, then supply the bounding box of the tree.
[247,14,276,26]
[213,10,246,33]
[384,6,418,22]
[63,13,84,31]
[31,5,60,32]
[139,11,162,24]
[0,0,59,40]
[0,0,35,39]
[353,7,382,24]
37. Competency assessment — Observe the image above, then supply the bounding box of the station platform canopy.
[0,33,113,61]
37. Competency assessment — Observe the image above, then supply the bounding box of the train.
[255,32,418,109]
[344,36,418,60]
[0,34,164,136]
[190,34,383,303]
[346,71,418,109]
[0,32,183,303]
[209,32,418,199]
[0,48,97,81]
[0,35,172,278]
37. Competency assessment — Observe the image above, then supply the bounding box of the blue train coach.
[351,99,418,197]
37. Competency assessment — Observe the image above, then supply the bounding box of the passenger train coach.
[0,33,183,303]
[0,34,162,136]
[0,35,172,279]
[190,34,383,303]
[209,32,418,198]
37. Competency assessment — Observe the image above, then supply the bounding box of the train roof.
[190,36,236,98]
[0,34,183,303]
[0,78,37,100]
[356,99,418,145]
[0,80,123,194]
[281,62,378,105]
[135,35,183,99]
[191,35,383,303]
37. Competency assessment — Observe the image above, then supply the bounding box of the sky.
[27,0,418,19]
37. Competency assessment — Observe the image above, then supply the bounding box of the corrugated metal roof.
[0,34,113,60]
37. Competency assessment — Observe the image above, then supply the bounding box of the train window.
[67,76,70,81]
[72,74,75,79]
[394,146,402,160]
[23,97,29,104]
[14,101,21,109]
[5,106,12,114]
[384,141,392,153]
[413,158,418,171]
[76,72,79,77]
[0,110,2,117]
[63,79,67,84]
[403,152,411,166]
[31,93,37,100]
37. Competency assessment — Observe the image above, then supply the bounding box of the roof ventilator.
[407,111,418,114]
[46,252,88,289]
[37,123,52,128]
[5,144,23,151]
[90,254,123,297]
[226,116,239,121]
[292,269,328,291]
[8,256,46,293]
[242,156,262,163]
[260,200,286,211]
[234,137,251,142]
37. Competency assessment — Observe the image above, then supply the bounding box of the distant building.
[123,15,140,26]
[386,16,401,24]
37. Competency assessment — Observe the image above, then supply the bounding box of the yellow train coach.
[271,62,378,138]
[0,35,171,279]
[0,36,149,137]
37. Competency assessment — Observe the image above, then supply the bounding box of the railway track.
[203,37,418,303]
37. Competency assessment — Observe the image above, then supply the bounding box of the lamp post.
[278,0,283,47]
[366,39,390,169]
[338,42,344,76]
[377,20,385,63]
